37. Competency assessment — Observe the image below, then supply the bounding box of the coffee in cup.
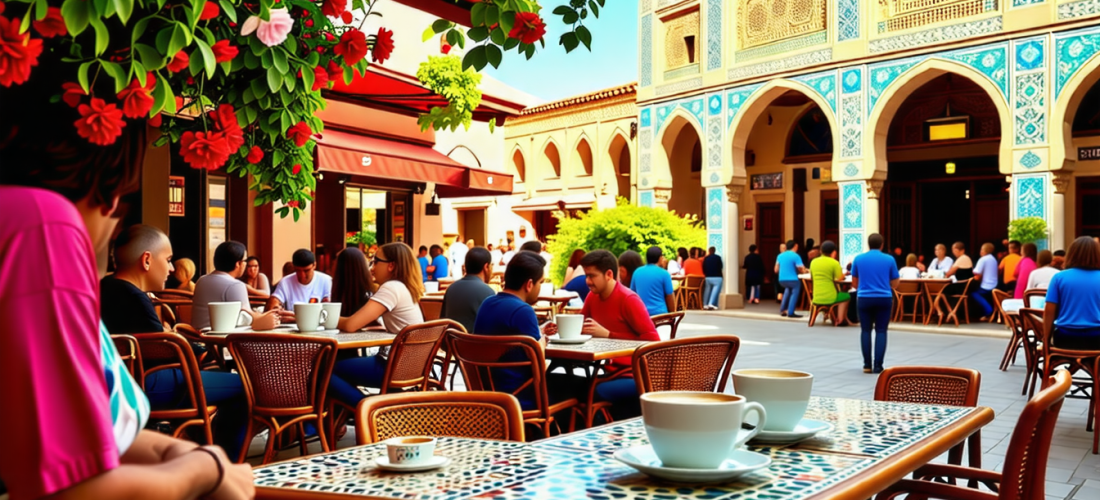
[640,391,765,469]
[732,369,813,432]
[294,303,329,332]
[555,314,583,340]
[321,302,342,330]
[209,302,252,332]
[385,436,436,465]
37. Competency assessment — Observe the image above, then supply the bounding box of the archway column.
[719,183,744,308]
[1051,172,1071,251]
[837,178,883,267]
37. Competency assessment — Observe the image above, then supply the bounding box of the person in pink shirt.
[1014,243,1039,299]
[1,51,253,499]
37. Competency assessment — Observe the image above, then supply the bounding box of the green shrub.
[546,199,707,286]
[1008,217,1048,244]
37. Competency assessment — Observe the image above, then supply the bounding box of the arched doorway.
[608,133,632,201]
[879,73,1008,258]
[510,148,526,184]
[1069,77,1100,237]
[659,115,703,219]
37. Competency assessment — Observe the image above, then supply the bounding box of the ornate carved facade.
[737,0,827,49]
[876,0,1000,34]
[663,9,701,71]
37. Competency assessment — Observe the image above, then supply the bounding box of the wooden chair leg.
[967,431,981,469]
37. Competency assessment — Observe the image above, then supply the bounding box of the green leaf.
[273,149,285,166]
[488,117,496,133]
[552,5,572,15]
[485,4,499,27]
[187,47,204,76]
[302,66,316,92]
[489,27,505,45]
[463,45,487,71]
[576,25,592,50]
[218,0,237,23]
[468,26,489,42]
[446,29,459,47]
[279,112,291,137]
[35,0,48,20]
[343,66,353,85]
[112,0,133,23]
[422,25,436,42]
[162,78,178,113]
[292,208,300,222]
[524,43,535,60]
[89,16,110,56]
[245,105,258,124]
[62,0,90,36]
[471,1,486,26]
[244,50,260,70]
[151,73,168,113]
[503,37,520,51]
[589,0,599,17]
[168,23,189,58]
[284,74,296,92]
[272,47,289,74]
[432,19,453,34]
[486,44,502,69]
[135,43,164,70]
[132,61,147,86]
[101,61,128,93]
[561,31,579,52]
[279,89,292,107]
[562,10,578,24]
[499,11,515,37]
[77,60,94,93]
[193,38,217,78]
[267,65,283,92]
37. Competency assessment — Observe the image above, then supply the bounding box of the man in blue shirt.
[417,245,430,282]
[851,233,899,374]
[775,240,807,318]
[971,242,1000,321]
[427,244,449,282]
[630,246,675,315]
[473,252,557,409]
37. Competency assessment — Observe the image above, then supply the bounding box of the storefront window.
[346,186,388,253]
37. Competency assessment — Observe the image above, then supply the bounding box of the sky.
[484,2,639,102]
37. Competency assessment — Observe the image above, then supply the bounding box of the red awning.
[314,129,513,198]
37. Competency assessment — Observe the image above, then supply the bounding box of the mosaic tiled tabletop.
[544,338,649,361]
[253,397,986,500]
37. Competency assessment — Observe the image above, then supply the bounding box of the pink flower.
[241,8,294,47]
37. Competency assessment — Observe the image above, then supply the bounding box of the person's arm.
[946,263,959,277]
[259,273,271,295]
[1043,301,1058,342]
[665,294,675,313]
[851,277,860,290]
[624,296,661,341]
[265,287,283,312]
[890,278,900,289]
[663,273,675,313]
[339,299,389,332]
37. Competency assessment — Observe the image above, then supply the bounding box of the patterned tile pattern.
[1021,151,1042,169]
[800,398,972,457]
[640,108,652,129]
[1016,39,1045,71]
[843,233,864,265]
[707,187,724,230]
[727,84,763,128]
[1016,174,1046,219]
[655,98,706,135]
[545,338,648,358]
[1014,72,1047,145]
[640,15,652,87]
[842,182,863,230]
[794,71,838,112]
[728,49,832,80]
[838,0,860,42]
[1012,0,1045,6]
[1059,0,1100,19]
[640,129,652,174]
[1055,26,1100,98]
[707,98,724,170]
[868,42,1008,119]
[842,68,862,94]
[735,32,829,63]
[656,77,704,96]
[707,0,723,71]
[843,163,860,177]
[841,95,863,158]
[639,190,654,208]
[709,233,725,257]
[868,17,1002,54]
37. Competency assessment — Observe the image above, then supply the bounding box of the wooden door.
[757,202,784,298]
[1078,177,1100,238]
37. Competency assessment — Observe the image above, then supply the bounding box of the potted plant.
[1008,216,1048,245]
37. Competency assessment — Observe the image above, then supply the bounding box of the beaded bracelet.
[194,447,225,496]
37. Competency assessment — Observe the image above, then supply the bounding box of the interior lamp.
[945,162,956,175]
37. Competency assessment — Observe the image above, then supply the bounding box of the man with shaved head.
[100,224,174,333]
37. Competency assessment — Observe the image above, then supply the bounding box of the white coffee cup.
[385,436,436,465]
[294,303,329,332]
[424,281,440,294]
[733,369,814,432]
[321,303,342,330]
[209,302,252,332]
[540,282,554,297]
[641,391,765,469]
[555,314,583,340]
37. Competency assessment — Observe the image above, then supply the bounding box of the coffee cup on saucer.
[640,391,765,469]
[294,303,328,332]
[384,436,436,466]
[555,314,583,340]
[732,369,813,432]
[321,302,342,330]
[209,302,252,332]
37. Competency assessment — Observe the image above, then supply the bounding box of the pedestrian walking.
[851,233,899,374]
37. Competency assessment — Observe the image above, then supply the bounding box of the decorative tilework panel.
[707,187,724,230]
[1055,27,1100,98]
[1059,0,1100,20]
[640,152,651,174]
[843,233,864,263]
[800,398,972,457]
[1017,175,1045,218]
[1014,72,1046,145]
[1015,38,1045,71]
[656,77,704,96]
[868,42,1008,118]
[655,98,706,135]
[843,163,860,177]
[710,172,721,183]
[1012,0,1045,6]
[868,58,920,116]
[735,32,829,63]
[707,0,723,71]
[868,17,1002,54]
[640,15,652,87]
[544,338,648,357]
[708,94,723,116]
[794,71,838,112]
[838,0,860,42]
[640,0,651,13]
[639,190,654,208]
[640,108,651,128]
[842,68,862,94]
[842,182,864,230]
[728,49,832,80]
[664,64,701,80]
[708,113,723,170]
[727,84,763,128]
[841,95,862,158]
[1020,151,1042,169]
[708,233,724,257]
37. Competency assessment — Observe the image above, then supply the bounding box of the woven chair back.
[135,331,211,416]
[650,311,686,339]
[874,366,980,407]
[632,335,741,394]
[1000,369,1071,500]
[383,319,457,392]
[356,391,525,444]
[228,334,337,413]
[110,334,144,384]
[446,330,551,418]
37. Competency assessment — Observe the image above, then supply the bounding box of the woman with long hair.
[1013,243,1038,299]
[330,243,425,405]
[563,249,586,284]
[171,258,197,292]
[668,247,689,276]
[1042,236,1100,350]
[618,250,644,288]
[331,247,376,316]
[240,256,271,296]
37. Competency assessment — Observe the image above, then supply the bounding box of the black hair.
[430,244,443,254]
[820,240,836,256]
[867,233,885,250]
[292,248,315,267]
[503,251,545,290]
[677,247,689,261]
[332,247,374,316]
[520,240,543,253]
[465,247,492,275]
[214,241,248,272]
[786,239,798,250]
[708,247,716,254]
[618,250,643,284]
[1054,249,1066,257]
[418,245,428,253]
[645,246,663,265]
[749,244,758,253]
[581,250,618,279]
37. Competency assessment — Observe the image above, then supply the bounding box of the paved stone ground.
[248,312,1100,499]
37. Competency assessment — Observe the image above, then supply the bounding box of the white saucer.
[374,455,451,472]
[750,419,833,444]
[613,445,770,483]
[549,334,592,344]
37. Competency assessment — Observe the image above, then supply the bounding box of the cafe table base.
[252,397,992,500]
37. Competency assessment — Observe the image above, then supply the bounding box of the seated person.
[241,256,271,296]
[471,251,559,410]
[100,225,249,459]
[193,241,280,331]
[809,241,850,326]
[898,253,922,279]
[267,248,332,317]
[441,247,496,333]
[629,246,675,316]
[1043,237,1100,350]
[580,250,661,420]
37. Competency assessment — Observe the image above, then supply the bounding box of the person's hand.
[254,310,281,331]
[582,318,609,338]
[541,322,558,337]
[199,446,255,500]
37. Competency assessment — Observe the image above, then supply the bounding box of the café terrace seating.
[355,391,525,444]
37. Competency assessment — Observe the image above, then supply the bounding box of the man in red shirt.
[579,250,659,420]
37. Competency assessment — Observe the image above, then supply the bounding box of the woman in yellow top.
[809,241,851,326]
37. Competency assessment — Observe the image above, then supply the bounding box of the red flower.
[507,12,546,45]
[73,98,126,146]
[200,1,219,20]
[0,17,43,87]
[321,0,346,18]
[440,38,452,54]
[371,27,393,64]
[116,73,156,119]
[286,121,312,147]
[341,10,352,23]
[180,130,232,170]
[333,28,367,65]
[0,2,5,15]
[211,40,238,63]
[292,164,302,175]
[304,19,313,28]
[149,113,163,128]
[61,82,86,107]
[167,51,189,72]
[211,104,243,151]
[311,65,328,91]
[287,200,300,208]
[246,145,264,164]
[32,7,66,38]
[324,32,335,42]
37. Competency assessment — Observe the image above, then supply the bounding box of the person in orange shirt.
[999,240,1022,292]
[682,247,705,276]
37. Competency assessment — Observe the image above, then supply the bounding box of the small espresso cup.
[733,369,814,432]
[321,302,342,330]
[294,303,328,332]
[385,436,436,465]
[209,302,252,332]
[555,314,583,339]
[424,281,440,294]
[641,391,765,469]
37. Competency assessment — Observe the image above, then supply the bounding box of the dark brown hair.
[379,242,424,303]
[1036,249,1053,268]
[1064,236,1100,271]
[333,247,375,316]
[1021,242,1037,261]
[618,250,643,286]
[568,249,586,268]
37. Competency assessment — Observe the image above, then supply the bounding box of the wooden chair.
[893,280,925,324]
[110,334,144,382]
[799,278,814,312]
[446,330,580,439]
[154,289,194,301]
[874,366,982,469]
[135,331,217,445]
[651,311,685,339]
[419,296,444,321]
[682,275,704,310]
[926,279,972,327]
[248,295,268,308]
[990,288,1011,325]
[875,369,1072,500]
[1023,288,1047,308]
[227,334,337,464]
[355,391,525,445]
[175,323,224,370]
[807,301,841,327]
[1019,308,1100,453]
[944,278,974,325]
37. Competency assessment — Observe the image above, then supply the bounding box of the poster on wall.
[169,176,185,216]
[751,172,783,190]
